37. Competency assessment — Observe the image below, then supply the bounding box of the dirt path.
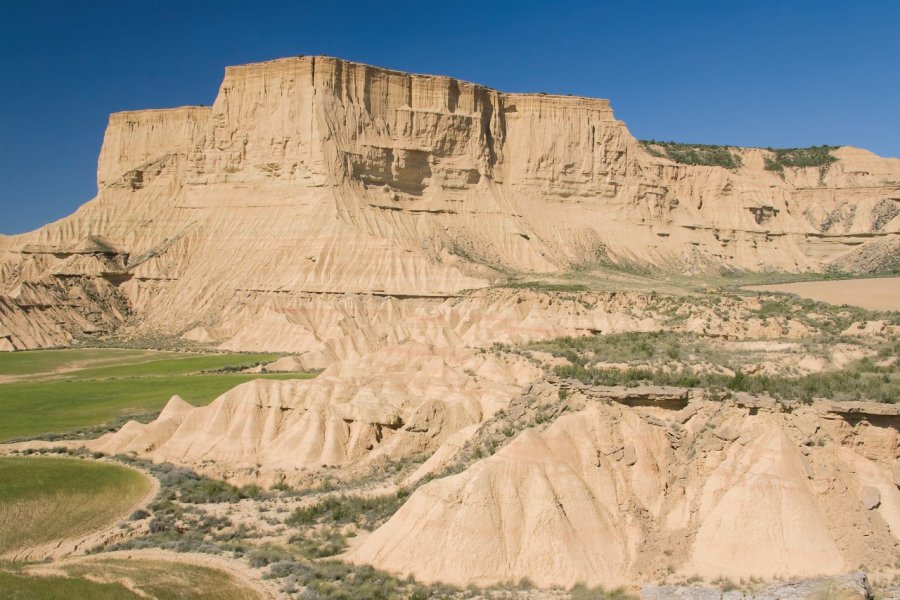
[0,350,184,384]
[746,277,900,311]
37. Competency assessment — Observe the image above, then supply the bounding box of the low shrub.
[286,489,410,530]
[763,145,838,172]
[640,140,743,169]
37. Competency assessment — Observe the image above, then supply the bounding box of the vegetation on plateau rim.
[0,349,316,442]
[0,456,150,555]
[516,328,899,404]
[640,140,743,169]
[763,145,839,172]
[640,140,839,172]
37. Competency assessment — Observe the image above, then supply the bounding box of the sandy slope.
[348,398,899,587]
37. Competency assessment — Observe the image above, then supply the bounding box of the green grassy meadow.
[0,456,151,555]
[0,349,316,441]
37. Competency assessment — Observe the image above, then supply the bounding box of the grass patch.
[0,570,143,600]
[68,558,264,599]
[501,281,588,293]
[640,140,743,169]
[0,348,166,378]
[0,349,316,441]
[0,348,281,382]
[0,456,150,555]
[0,558,264,600]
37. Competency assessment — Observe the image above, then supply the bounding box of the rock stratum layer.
[1,56,899,350]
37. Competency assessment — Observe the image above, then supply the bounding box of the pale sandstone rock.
[259,355,306,372]
[2,56,899,350]
[88,344,542,485]
[348,401,899,587]
[859,486,881,510]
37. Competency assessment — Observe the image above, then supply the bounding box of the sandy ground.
[746,277,900,311]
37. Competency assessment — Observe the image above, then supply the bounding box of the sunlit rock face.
[1,55,898,350]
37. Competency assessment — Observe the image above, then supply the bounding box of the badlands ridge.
[1,56,898,593]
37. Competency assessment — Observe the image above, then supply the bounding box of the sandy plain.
[746,277,900,311]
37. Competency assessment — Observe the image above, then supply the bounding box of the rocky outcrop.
[88,344,543,485]
[1,56,899,350]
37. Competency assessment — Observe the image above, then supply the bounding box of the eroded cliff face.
[1,55,899,351]
[348,398,899,588]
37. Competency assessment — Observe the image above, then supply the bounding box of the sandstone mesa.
[1,56,898,594]
[1,55,898,351]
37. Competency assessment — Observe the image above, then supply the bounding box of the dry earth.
[747,276,900,311]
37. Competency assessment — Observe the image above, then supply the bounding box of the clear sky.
[1,0,898,234]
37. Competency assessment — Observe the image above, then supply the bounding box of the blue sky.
[1,0,898,234]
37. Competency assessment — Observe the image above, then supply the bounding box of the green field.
[0,349,316,441]
[0,456,151,555]
[0,348,175,379]
[0,558,264,599]
[0,571,143,600]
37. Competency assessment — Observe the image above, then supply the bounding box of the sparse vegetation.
[522,328,899,404]
[763,145,838,173]
[287,528,348,558]
[148,462,264,504]
[286,489,410,530]
[570,583,638,600]
[640,140,743,169]
[552,360,897,403]
[268,559,436,600]
[501,281,588,293]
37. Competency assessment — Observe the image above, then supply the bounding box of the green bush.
[151,464,263,503]
[288,529,348,558]
[286,489,410,530]
[763,145,838,172]
[267,560,411,600]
